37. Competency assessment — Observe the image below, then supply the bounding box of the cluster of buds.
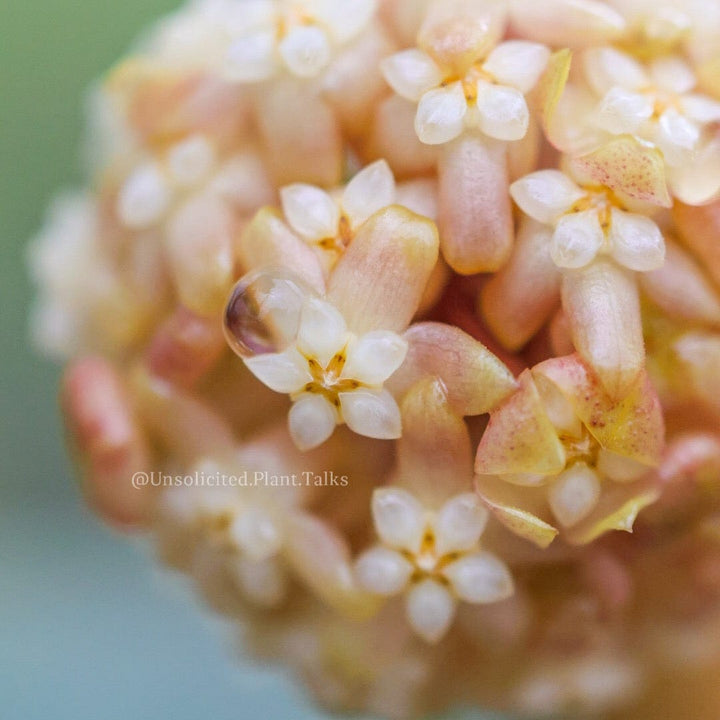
[30,0,720,717]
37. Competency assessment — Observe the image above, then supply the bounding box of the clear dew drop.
[223,268,313,359]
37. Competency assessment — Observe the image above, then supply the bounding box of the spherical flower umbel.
[29,0,720,718]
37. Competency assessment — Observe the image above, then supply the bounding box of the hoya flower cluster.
[30,0,720,717]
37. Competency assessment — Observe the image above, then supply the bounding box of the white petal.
[280,183,340,241]
[414,82,467,145]
[667,139,720,205]
[655,108,700,165]
[244,346,311,393]
[288,393,337,450]
[167,135,216,187]
[296,297,348,366]
[313,0,377,43]
[608,209,665,272]
[225,0,275,31]
[381,49,443,102]
[595,87,654,135]
[371,486,426,553]
[225,31,276,83]
[278,25,332,78]
[341,160,396,229]
[443,552,514,603]
[548,462,601,528]
[582,47,649,96]
[551,210,604,268]
[681,94,720,125]
[434,493,489,556]
[229,508,283,561]
[230,556,286,606]
[510,170,585,224]
[482,41,550,93]
[476,81,529,141]
[405,579,456,643]
[339,388,402,439]
[354,546,414,595]
[596,449,649,483]
[341,331,408,385]
[117,162,170,229]
[649,56,696,95]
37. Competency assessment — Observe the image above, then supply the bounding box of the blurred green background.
[0,3,502,720]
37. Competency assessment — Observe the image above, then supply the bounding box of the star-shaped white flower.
[244,296,407,450]
[116,133,274,316]
[381,40,550,145]
[279,159,396,257]
[583,48,720,167]
[510,169,666,271]
[162,478,288,606]
[224,0,378,82]
[355,488,514,643]
[117,134,272,230]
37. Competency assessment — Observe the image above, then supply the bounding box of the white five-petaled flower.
[224,0,378,82]
[510,169,666,272]
[583,48,720,167]
[280,159,396,258]
[161,478,288,606]
[117,133,271,230]
[381,40,550,145]
[244,296,408,450]
[355,488,514,643]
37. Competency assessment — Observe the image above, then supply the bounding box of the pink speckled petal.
[475,370,566,477]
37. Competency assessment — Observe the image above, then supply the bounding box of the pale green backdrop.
[0,2,504,719]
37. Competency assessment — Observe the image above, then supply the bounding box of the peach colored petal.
[529,48,572,150]
[657,433,720,486]
[438,135,514,274]
[62,358,150,528]
[388,322,518,416]
[110,63,250,149]
[323,26,394,138]
[561,259,645,400]
[564,480,660,545]
[533,354,665,466]
[418,0,506,75]
[416,258,450,317]
[672,332,720,420]
[394,377,474,507]
[369,95,439,177]
[475,474,559,548]
[255,78,343,187]
[480,218,561,351]
[673,198,720,290]
[285,511,381,619]
[237,207,326,295]
[130,367,237,462]
[327,206,439,334]
[639,239,720,328]
[145,305,227,388]
[165,194,235,317]
[475,370,566,476]
[569,136,672,208]
[509,0,625,47]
